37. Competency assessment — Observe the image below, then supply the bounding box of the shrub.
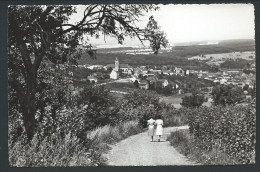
[211,84,244,106]
[168,130,238,165]
[187,100,255,164]
[9,120,143,167]
[181,90,206,108]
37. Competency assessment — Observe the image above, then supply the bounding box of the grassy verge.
[9,120,143,167]
[167,130,239,165]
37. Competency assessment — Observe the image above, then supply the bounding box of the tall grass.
[168,130,238,165]
[167,100,256,165]
[9,120,143,167]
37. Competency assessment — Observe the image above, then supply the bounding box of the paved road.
[104,126,198,166]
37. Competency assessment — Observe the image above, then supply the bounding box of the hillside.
[77,39,255,66]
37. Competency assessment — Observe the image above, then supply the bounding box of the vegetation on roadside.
[9,83,187,167]
[168,100,256,165]
[9,120,142,167]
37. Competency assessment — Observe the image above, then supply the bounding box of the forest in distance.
[78,39,255,66]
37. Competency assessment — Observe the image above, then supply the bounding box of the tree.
[133,80,139,88]
[8,5,163,140]
[181,90,206,108]
[243,84,249,91]
[144,16,169,54]
[107,67,113,73]
[211,85,244,106]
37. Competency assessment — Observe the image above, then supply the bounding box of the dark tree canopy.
[211,84,244,106]
[8,5,164,140]
[181,90,206,108]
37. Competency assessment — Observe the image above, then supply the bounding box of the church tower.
[115,57,119,71]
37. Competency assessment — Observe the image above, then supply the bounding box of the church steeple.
[115,57,119,71]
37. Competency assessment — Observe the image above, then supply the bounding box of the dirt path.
[104,126,198,166]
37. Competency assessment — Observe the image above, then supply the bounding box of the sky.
[70,4,255,46]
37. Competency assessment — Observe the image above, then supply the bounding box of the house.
[213,79,220,83]
[139,80,149,90]
[169,81,179,90]
[120,64,133,74]
[134,68,143,77]
[87,75,98,83]
[110,70,119,79]
[150,69,162,74]
[143,73,156,77]
[174,67,184,75]
[130,76,140,83]
[87,65,104,70]
[185,70,190,76]
[156,79,169,88]
[161,70,172,75]
[244,80,254,88]
[110,58,120,79]
[220,78,227,85]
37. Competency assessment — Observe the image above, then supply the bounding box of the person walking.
[155,115,164,142]
[147,118,155,142]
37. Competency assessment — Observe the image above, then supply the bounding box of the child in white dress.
[155,115,163,142]
[147,118,155,142]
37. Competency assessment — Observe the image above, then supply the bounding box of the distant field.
[188,51,255,66]
[159,93,213,108]
[103,82,136,92]
[78,39,255,66]
[159,93,192,108]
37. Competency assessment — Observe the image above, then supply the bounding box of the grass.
[103,82,135,92]
[159,93,192,105]
[9,120,143,167]
[167,130,239,165]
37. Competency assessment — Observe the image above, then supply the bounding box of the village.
[53,55,255,103]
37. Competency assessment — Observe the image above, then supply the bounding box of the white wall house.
[110,70,119,79]
[110,57,120,79]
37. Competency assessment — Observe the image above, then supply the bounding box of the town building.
[110,58,120,79]
[87,75,98,83]
[139,80,149,90]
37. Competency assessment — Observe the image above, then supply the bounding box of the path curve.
[104,126,198,166]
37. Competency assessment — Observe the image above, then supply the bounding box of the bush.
[181,90,206,108]
[9,133,94,167]
[9,120,143,167]
[187,101,255,164]
[211,84,244,106]
[168,130,238,165]
[118,89,161,127]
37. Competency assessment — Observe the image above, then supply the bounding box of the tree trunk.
[21,68,37,141]
[22,97,36,141]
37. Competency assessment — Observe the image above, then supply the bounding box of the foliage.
[160,104,189,127]
[168,130,238,165]
[9,120,143,167]
[220,59,254,69]
[154,84,173,95]
[171,39,255,58]
[8,4,162,140]
[211,84,244,106]
[118,90,161,127]
[186,101,255,164]
[134,80,139,88]
[144,16,169,54]
[243,69,255,75]
[181,90,206,108]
